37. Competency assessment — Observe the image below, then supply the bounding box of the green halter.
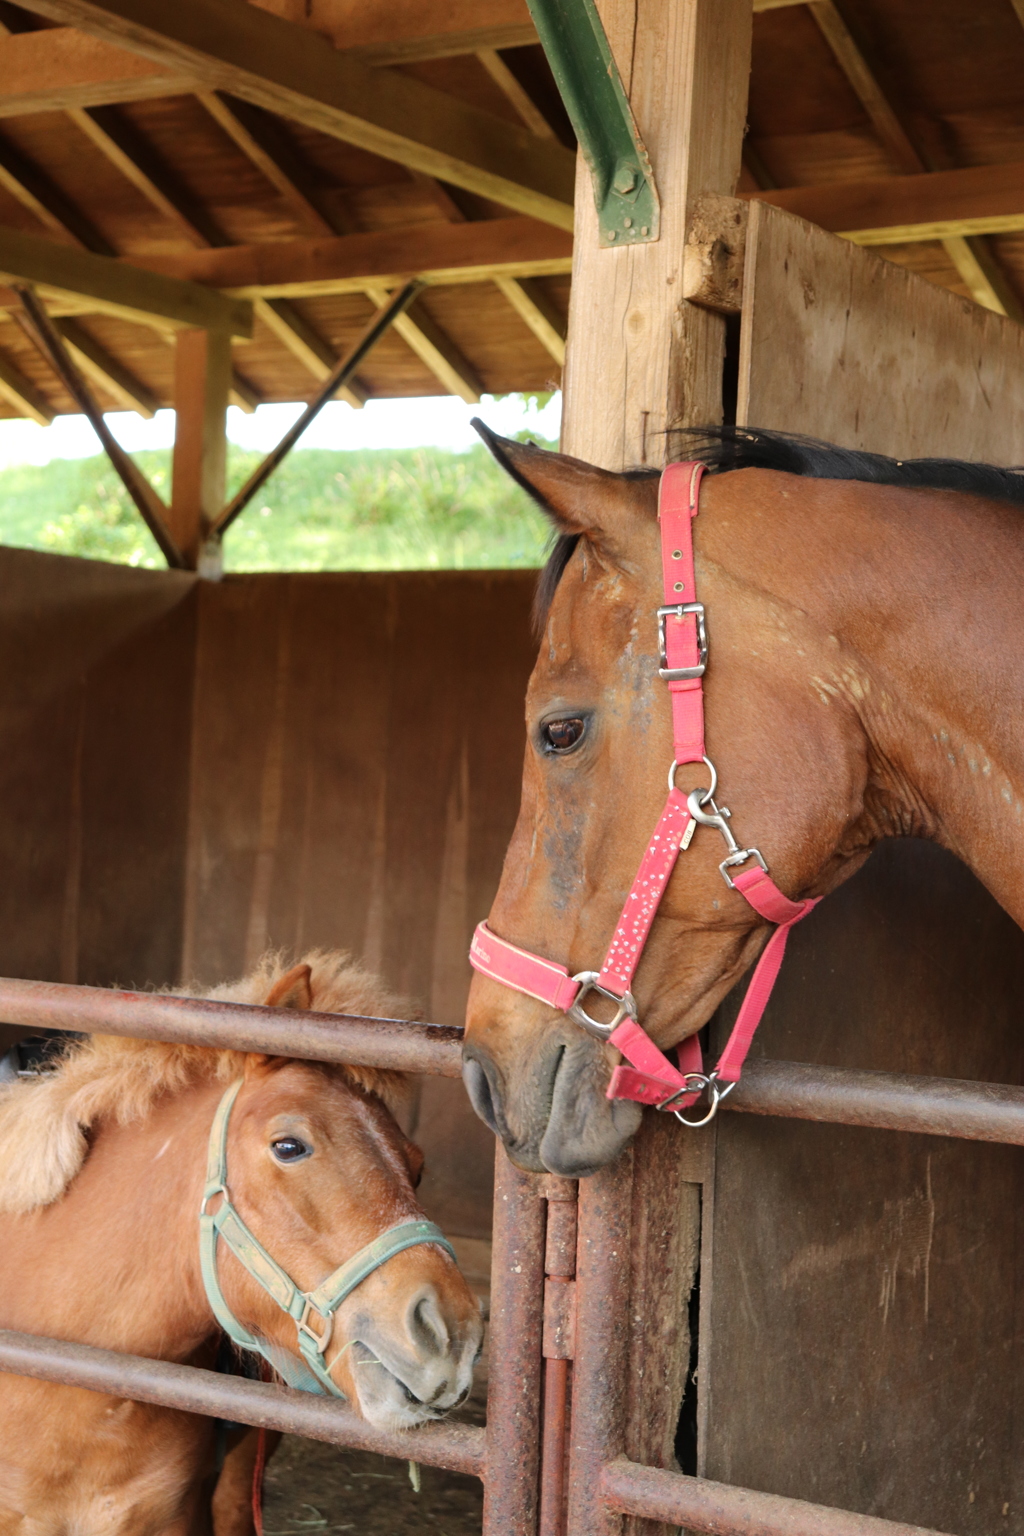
[199,1077,456,1397]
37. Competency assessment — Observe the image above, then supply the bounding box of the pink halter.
[469,462,819,1125]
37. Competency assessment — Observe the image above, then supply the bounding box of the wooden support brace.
[171,326,231,571]
[15,284,184,564]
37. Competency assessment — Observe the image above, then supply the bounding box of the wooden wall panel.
[0,547,196,1056]
[700,205,1024,1531]
[738,199,1024,463]
[184,569,537,1236]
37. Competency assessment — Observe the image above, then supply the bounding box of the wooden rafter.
[806,0,1021,321]
[0,224,251,333]
[749,163,1024,249]
[55,316,157,415]
[475,48,555,139]
[493,275,565,365]
[10,0,576,230]
[0,131,115,253]
[113,218,572,299]
[0,343,54,423]
[199,90,489,403]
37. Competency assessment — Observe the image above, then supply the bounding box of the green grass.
[0,441,556,572]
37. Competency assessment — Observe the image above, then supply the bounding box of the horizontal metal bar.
[727,1059,1024,1144]
[0,976,464,1076]
[0,1330,485,1479]
[600,1458,952,1536]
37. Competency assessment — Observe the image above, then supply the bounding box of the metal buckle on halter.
[719,847,769,888]
[657,603,707,681]
[686,788,771,890]
[567,973,638,1041]
[298,1298,333,1356]
[657,1070,736,1128]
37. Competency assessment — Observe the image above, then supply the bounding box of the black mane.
[678,425,1024,505]
[533,425,1024,631]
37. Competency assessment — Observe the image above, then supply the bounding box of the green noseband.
[199,1077,456,1397]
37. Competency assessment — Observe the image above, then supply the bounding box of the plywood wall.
[0,554,536,1238]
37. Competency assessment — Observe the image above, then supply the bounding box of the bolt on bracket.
[525,0,660,248]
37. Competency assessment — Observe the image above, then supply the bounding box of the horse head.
[214,964,482,1429]
[463,430,880,1177]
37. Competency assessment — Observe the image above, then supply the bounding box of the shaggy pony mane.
[0,950,414,1216]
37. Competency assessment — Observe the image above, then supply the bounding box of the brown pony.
[0,952,481,1536]
[463,424,1024,1176]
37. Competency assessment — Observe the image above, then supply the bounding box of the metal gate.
[1,974,1021,1535]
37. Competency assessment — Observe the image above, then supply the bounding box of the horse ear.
[472,418,653,555]
[263,963,313,1011]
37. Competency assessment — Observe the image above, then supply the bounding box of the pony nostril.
[463,1056,501,1134]
[407,1286,450,1356]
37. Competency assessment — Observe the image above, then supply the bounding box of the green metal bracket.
[525,0,659,247]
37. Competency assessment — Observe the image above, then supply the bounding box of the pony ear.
[263,963,313,1011]
[404,1139,425,1189]
[472,419,655,559]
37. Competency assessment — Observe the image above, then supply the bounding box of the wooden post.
[171,327,232,573]
[560,0,752,468]
[557,1,751,1530]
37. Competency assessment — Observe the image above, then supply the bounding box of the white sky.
[0,392,563,470]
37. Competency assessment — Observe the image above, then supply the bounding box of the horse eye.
[270,1137,311,1163]
[541,717,586,754]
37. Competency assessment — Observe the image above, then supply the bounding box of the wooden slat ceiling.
[0,0,1022,421]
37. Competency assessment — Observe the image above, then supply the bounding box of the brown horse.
[0,952,481,1535]
[463,424,1024,1176]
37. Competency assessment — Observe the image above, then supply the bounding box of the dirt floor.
[261,1425,484,1536]
[261,1238,490,1536]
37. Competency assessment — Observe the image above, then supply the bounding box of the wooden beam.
[0,225,252,333]
[0,343,53,422]
[0,27,199,115]
[493,274,565,364]
[66,103,225,247]
[55,315,158,414]
[747,163,1024,246]
[11,0,576,229]
[129,217,573,298]
[350,24,536,66]
[171,325,230,567]
[363,280,482,402]
[475,48,555,139]
[942,234,1024,324]
[0,131,115,252]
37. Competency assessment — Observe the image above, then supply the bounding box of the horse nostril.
[407,1286,450,1356]
[463,1056,501,1134]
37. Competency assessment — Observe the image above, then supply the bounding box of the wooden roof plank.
[0,341,54,422]
[0,129,116,253]
[363,280,482,402]
[493,274,565,364]
[0,224,253,332]
[56,314,158,413]
[254,295,367,408]
[12,0,576,229]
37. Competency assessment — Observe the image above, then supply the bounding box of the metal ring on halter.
[657,1071,736,1128]
[567,972,638,1040]
[298,1298,333,1355]
[668,753,717,801]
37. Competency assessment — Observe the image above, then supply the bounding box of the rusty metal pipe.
[0,977,463,1076]
[539,1357,570,1536]
[728,1059,1024,1144]
[0,1330,485,1478]
[599,1460,953,1535]
[482,1146,547,1536]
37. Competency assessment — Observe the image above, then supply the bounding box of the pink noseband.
[469,462,819,1125]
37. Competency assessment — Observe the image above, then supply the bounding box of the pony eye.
[270,1137,311,1163]
[541,717,586,754]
